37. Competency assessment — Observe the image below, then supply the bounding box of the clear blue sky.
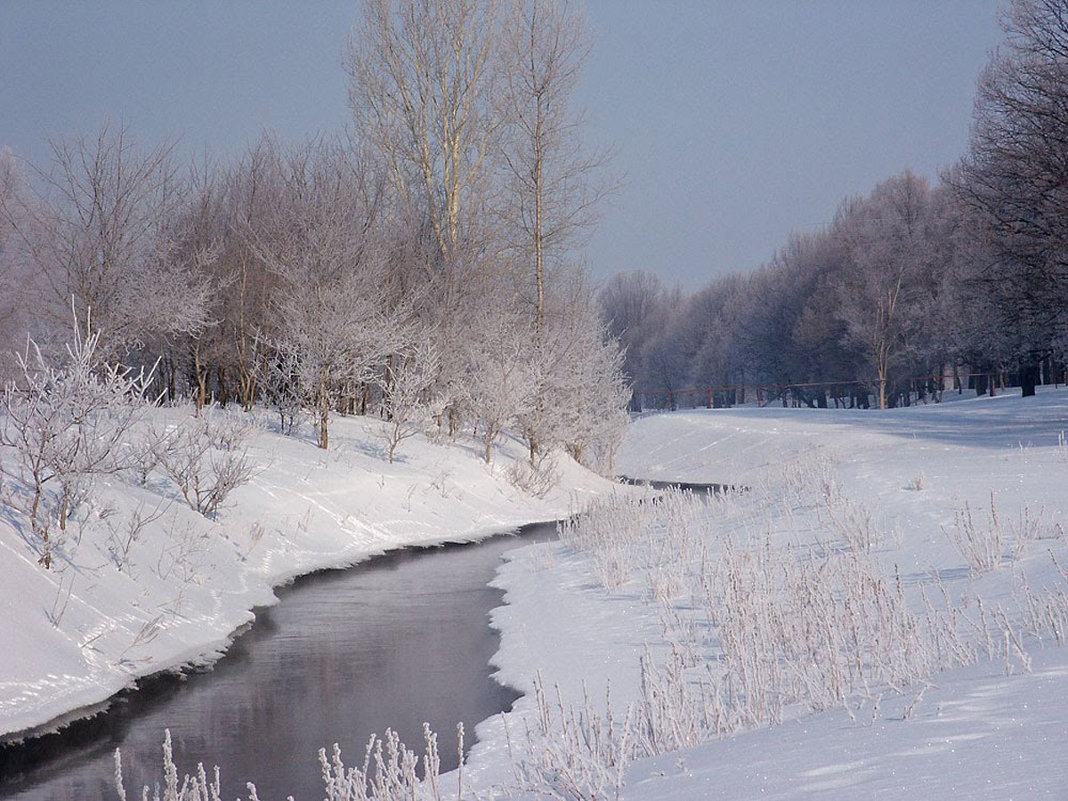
[0,1,1003,289]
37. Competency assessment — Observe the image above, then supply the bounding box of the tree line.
[0,0,629,473]
[602,0,1068,411]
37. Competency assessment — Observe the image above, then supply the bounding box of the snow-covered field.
[0,408,612,743]
[470,388,1068,800]
[6,388,1068,800]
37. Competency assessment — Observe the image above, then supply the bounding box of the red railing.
[632,372,1003,410]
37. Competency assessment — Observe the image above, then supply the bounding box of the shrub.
[151,407,257,519]
[0,321,154,567]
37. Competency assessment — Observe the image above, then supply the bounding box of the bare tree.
[347,0,525,441]
[499,0,610,334]
[952,0,1068,381]
[2,123,212,360]
[251,140,399,449]
[834,172,935,409]
[170,155,231,409]
[222,138,284,410]
[346,0,505,266]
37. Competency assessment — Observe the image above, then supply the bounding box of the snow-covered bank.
[470,388,1068,799]
[0,407,613,742]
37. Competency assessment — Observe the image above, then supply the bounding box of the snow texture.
[0,408,612,742]
[6,387,1068,801]
[468,387,1068,800]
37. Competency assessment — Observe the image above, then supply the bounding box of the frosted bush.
[635,643,715,754]
[319,723,463,801]
[506,451,561,498]
[821,494,881,553]
[510,676,632,801]
[115,729,262,801]
[105,499,168,573]
[200,406,258,452]
[557,488,709,592]
[944,493,1007,573]
[555,458,982,740]
[556,444,1068,755]
[699,538,937,726]
[151,406,257,519]
[118,725,463,801]
[0,319,155,567]
[906,472,927,491]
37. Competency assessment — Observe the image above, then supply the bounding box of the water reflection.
[0,523,557,800]
[617,476,735,494]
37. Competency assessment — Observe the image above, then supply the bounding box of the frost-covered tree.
[517,276,629,472]
[251,141,400,449]
[834,172,936,409]
[347,0,521,434]
[0,317,155,568]
[165,137,287,410]
[0,148,37,383]
[460,310,536,463]
[499,0,610,334]
[550,312,630,472]
[346,0,628,454]
[933,180,1016,389]
[628,282,691,409]
[952,0,1068,383]
[601,175,960,409]
[685,274,753,406]
[378,340,442,463]
[598,270,672,404]
[2,123,212,360]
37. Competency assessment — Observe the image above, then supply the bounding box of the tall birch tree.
[834,173,933,409]
[500,0,607,334]
[346,0,504,269]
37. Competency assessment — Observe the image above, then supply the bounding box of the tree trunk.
[1021,358,1039,398]
[239,365,257,412]
[193,344,208,411]
[317,387,330,449]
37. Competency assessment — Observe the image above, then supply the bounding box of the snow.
[467,387,1068,800]
[0,407,613,742]
[622,649,1068,799]
[5,388,1068,800]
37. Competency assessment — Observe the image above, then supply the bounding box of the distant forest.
[602,0,1068,411]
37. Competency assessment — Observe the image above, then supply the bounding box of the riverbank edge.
[0,411,619,746]
[0,526,545,748]
[465,391,1068,799]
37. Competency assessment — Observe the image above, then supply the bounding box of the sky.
[0,1,1004,290]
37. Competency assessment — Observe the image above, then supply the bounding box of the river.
[0,522,557,800]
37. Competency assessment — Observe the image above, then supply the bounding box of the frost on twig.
[149,406,258,519]
[510,675,632,801]
[0,315,155,568]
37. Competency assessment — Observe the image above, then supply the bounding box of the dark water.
[617,476,736,494]
[0,522,557,801]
